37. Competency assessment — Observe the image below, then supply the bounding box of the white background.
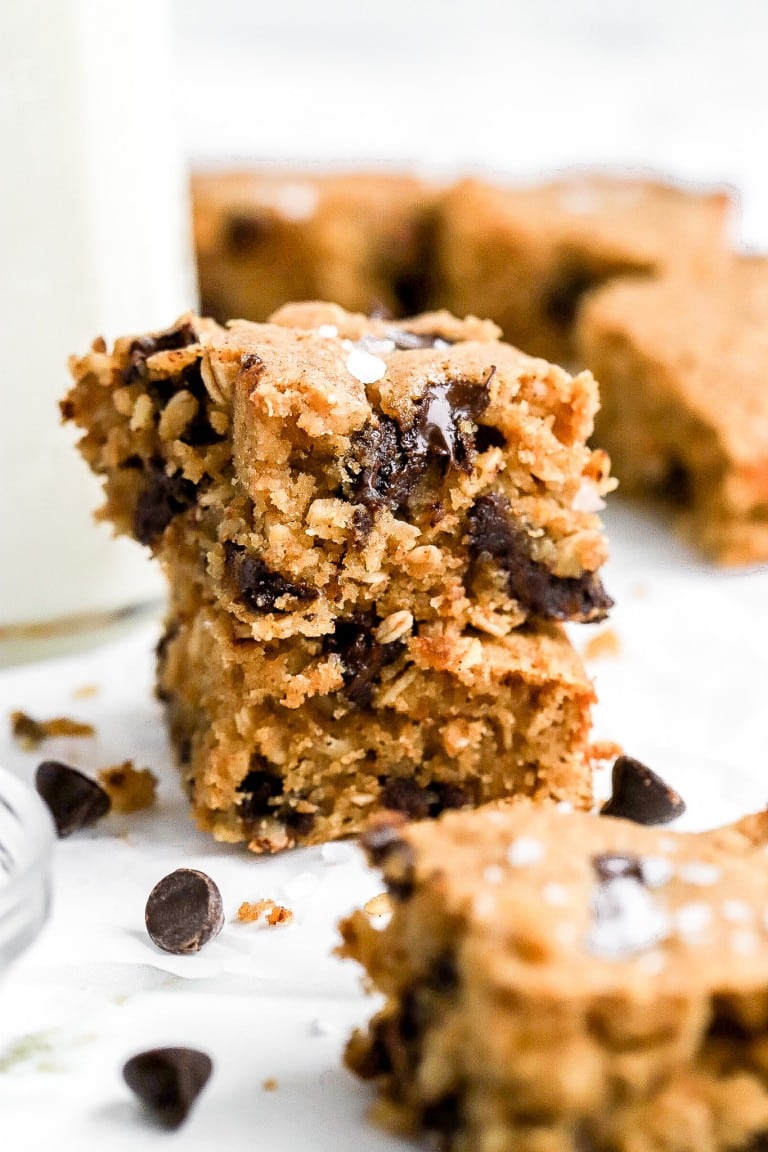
[2,2,768,1148]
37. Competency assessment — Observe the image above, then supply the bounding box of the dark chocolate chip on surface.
[145,868,224,955]
[592,853,646,884]
[467,492,613,622]
[133,462,197,546]
[346,415,424,512]
[123,1047,212,1129]
[123,321,198,385]
[601,756,686,825]
[225,543,317,613]
[35,761,111,837]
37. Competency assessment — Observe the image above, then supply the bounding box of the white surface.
[0,503,767,1148]
[0,0,195,628]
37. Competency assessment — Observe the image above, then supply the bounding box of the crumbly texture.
[236,900,293,926]
[97,762,158,813]
[64,303,613,638]
[578,259,768,565]
[192,170,437,324]
[341,803,768,1152]
[156,595,595,850]
[63,303,612,850]
[436,174,732,364]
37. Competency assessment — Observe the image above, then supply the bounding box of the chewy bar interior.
[64,302,612,850]
[578,258,768,566]
[156,597,596,850]
[341,803,768,1152]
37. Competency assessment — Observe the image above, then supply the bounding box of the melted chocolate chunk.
[284,810,315,838]
[123,321,198,385]
[133,462,197,545]
[225,543,318,613]
[592,853,645,885]
[475,423,506,453]
[543,267,602,329]
[601,755,686,825]
[236,766,282,820]
[123,1047,212,1129]
[360,818,416,901]
[467,493,613,622]
[35,761,111,837]
[225,210,272,255]
[324,613,404,707]
[411,374,493,473]
[346,373,493,513]
[144,868,224,955]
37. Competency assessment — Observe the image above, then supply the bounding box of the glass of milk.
[0,0,196,662]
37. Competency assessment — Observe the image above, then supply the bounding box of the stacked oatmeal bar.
[64,302,613,851]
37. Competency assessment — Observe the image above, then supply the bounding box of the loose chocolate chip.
[144,868,224,954]
[543,267,602,329]
[467,492,613,622]
[592,853,645,884]
[601,756,686,825]
[123,321,198,385]
[225,210,272,256]
[225,543,318,613]
[133,462,197,545]
[324,613,404,708]
[35,761,111,837]
[123,1047,212,1129]
[236,766,282,820]
[360,818,416,901]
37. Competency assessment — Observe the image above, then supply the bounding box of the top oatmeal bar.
[63,303,613,640]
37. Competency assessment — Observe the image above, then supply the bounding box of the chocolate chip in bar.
[592,853,645,884]
[35,760,111,837]
[410,373,493,473]
[123,1047,212,1129]
[145,868,224,954]
[324,613,404,708]
[601,755,686,825]
[468,492,613,622]
[543,266,602,329]
[133,462,197,546]
[225,543,317,614]
[361,813,415,901]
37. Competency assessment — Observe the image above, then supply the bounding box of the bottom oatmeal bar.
[341,803,768,1152]
[157,600,595,853]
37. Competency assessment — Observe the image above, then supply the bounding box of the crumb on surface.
[97,762,158,813]
[71,684,100,700]
[363,893,392,917]
[262,1078,278,1092]
[589,739,625,764]
[10,711,96,749]
[236,899,294,926]
[582,627,621,661]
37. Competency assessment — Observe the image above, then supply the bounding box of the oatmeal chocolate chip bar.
[64,303,611,849]
[192,170,437,324]
[64,303,613,635]
[341,803,768,1152]
[435,174,732,363]
[578,258,768,565]
[156,596,595,851]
